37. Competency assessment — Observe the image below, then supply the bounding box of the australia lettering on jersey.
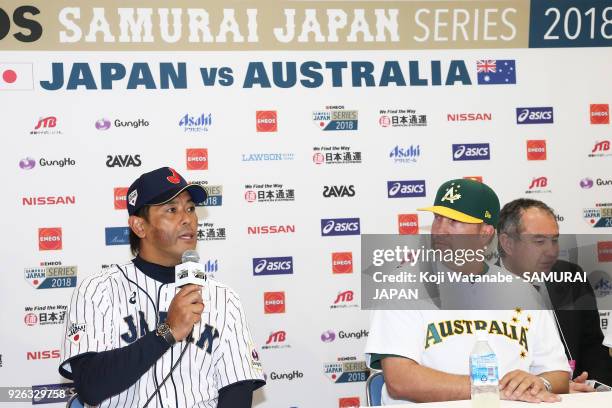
[120,311,219,354]
[425,319,528,351]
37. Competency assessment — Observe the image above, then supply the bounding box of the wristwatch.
[156,322,176,346]
[539,376,553,392]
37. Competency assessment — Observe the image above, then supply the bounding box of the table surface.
[380,391,612,407]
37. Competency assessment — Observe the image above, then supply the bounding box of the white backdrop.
[2,6,612,407]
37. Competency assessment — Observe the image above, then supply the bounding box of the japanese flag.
[0,63,34,90]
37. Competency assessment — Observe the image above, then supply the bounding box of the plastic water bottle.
[469,334,500,408]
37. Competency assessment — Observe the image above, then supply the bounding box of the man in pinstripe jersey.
[58,167,265,407]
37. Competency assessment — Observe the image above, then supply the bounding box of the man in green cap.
[365,179,570,404]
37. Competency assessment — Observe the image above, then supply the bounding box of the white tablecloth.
[379,392,612,407]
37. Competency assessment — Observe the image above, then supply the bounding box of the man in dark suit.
[497,198,612,391]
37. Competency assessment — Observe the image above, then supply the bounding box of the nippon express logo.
[23,304,67,327]
[197,222,226,241]
[24,263,77,290]
[378,109,427,128]
[321,218,361,237]
[244,183,295,203]
[179,113,212,132]
[387,180,426,198]
[105,227,129,246]
[253,257,293,276]
[516,107,554,124]
[313,106,358,131]
[452,143,490,161]
[313,146,362,165]
[242,153,295,162]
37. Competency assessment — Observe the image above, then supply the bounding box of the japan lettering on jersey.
[60,262,264,407]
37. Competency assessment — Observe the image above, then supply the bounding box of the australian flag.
[476,60,516,85]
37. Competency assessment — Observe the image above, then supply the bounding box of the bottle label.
[470,353,499,386]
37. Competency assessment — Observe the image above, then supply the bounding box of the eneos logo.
[38,228,62,251]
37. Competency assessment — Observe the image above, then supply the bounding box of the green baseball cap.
[418,179,500,226]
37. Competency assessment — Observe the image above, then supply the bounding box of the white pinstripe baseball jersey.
[60,261,264,407]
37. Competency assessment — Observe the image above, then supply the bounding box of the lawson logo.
[253,257,294,276]
[452,143,490,161]
[105,227,130,246]
[387,180,426,198]
[321,218,361,237]
[516,107,554,124]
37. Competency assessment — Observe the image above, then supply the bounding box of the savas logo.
[452,143,490,161]
[106,154,141,168]
[323,185,355,198]
[387,180,426,198]
[321,218,361,236]
[516,107,554,124]
[253,257,293,276]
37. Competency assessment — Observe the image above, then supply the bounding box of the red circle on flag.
[2,69,17,84]
[74,334,80,341]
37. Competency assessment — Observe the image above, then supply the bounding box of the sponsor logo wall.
[3,1,612,407]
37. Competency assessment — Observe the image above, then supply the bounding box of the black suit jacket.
[498,259,612,384]
[546,260,612,385]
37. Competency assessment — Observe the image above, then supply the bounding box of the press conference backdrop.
[1,0,612,407]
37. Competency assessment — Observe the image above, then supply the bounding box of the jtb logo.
[321,218,360,236]
[266,331,286,344]
[334,291,354,304]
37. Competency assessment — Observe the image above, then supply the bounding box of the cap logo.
[441,184,461,204]
[128,190,138,207]
[167,168,181,184]
[484,210,491,219]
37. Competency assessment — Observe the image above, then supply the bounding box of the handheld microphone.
[175,250,207,287]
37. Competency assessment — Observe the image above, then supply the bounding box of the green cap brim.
[417,205,484,224]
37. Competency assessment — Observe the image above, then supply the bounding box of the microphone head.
[182,250,200,263]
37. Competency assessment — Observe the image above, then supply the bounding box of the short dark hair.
[497,198,557,257]
[129,206,150,256]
